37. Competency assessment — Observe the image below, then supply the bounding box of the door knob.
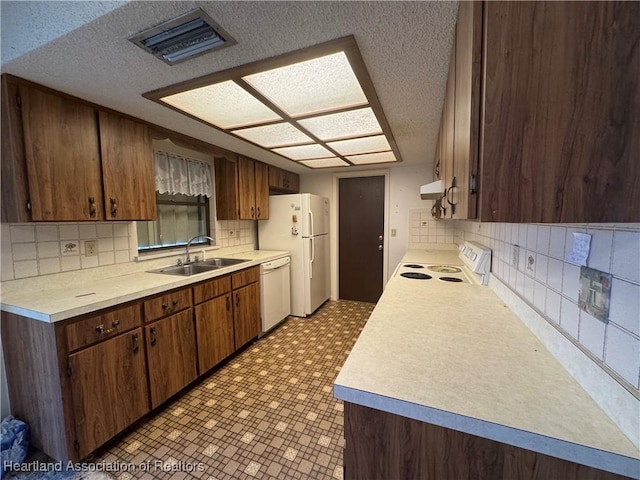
[378,245,383,251]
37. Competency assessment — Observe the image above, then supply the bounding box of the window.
[137,192,211,251]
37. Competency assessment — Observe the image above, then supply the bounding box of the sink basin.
[199,257,248,267]
[148,258,249,276]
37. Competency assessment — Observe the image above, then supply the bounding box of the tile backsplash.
[455,220,640,392]
[1,220,257,281]
[408,209,456,248]
[1,222,136,281]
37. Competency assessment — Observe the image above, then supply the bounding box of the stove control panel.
[459,241,492,284]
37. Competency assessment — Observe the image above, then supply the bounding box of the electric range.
[395,241,492,285]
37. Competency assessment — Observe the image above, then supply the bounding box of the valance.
[154,150,214,197]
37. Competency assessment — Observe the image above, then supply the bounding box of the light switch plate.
[511,245,519,268]
[578,266,611,323]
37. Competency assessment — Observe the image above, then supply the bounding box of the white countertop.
[334,249,640,477]
[0,250,289,323]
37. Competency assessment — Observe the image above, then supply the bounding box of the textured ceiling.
[0,1,458,174]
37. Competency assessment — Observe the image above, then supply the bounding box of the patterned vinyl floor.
[90,300,374,480]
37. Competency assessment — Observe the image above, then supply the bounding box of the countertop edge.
[333,384,639,478]
[0,251,290,323]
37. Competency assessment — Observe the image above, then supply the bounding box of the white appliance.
[259,193,330,317]
[394,241,492,285]
[260,256,291,334]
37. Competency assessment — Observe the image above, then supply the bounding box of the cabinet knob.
[110,197,118,217]
[257,207,261,218]
[150,326,157,346]
[88,197,97,218]
[226,296,230,311]
[251,207,255,218]
[235,293,240,308]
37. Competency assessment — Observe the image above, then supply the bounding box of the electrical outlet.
[511,245,519,268]
[85,240,98,257]
[391,229,397,237]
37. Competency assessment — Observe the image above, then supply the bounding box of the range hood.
[420,180,444,200]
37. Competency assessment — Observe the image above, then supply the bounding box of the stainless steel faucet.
[185,235,215,263]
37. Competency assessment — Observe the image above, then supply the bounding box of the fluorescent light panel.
[152,37,401,169]
[243,52,367,117]
[347,151,397,164]
[327,134,390,155]
[298,107,382,141]
[162,80,281,129]
[299,158,349,168]
[272,144,334,160]
[231,123,313,148]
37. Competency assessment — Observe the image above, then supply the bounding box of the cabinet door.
[254,161,270,219]
[440,45,456,216]
[194,293,234,374]
[99,111,156,221]
[238,156,256,219]
[214,156,239,220]
[233,282,260,349]
[451,0,481,220]
[69,328,149,459]
[145,309,197,409]
[480,2,639,222]
[20,85,103,221]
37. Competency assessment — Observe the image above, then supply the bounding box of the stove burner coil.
[439,277,464,283]
[403,264,425,269]
[427,265,462,273]
[400,272,432,280]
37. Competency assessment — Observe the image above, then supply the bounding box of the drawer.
[144,288,192,322]
[193,275,231,304]
[66,303,142,351]
[231,266,260,290]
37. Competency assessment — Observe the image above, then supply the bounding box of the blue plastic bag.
[1,415,30,478]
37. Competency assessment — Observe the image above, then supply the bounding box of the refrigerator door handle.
[309,210,314,237]
[309,237,315,279]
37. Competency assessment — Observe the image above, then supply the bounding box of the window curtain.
[154,150,214,197]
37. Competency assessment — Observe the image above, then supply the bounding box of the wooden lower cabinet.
[195,293,235,373]
[343,402,630,480]
[145,309,197,409]
[69,328,149,459]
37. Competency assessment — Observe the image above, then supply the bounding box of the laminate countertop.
[334,249,639,478]
[0,250,289,323]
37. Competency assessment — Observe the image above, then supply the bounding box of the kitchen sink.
[148,258,249,276]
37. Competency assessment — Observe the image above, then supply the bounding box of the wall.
[455,220,640,392]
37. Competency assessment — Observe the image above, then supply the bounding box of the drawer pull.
[235,293,240,308]
[95,321,120,336]
[88,197,97,218]
[132,333,139,354]
[162,300,179,313]
[150,326,157,346]
[110,197,118,217]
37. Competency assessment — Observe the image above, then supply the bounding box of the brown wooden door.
[233,282,260,349]
[214,156,239,220]
[145,309,197,409]
[339,176,385,303]
[451,0,481,220]
[237,156,256,219]
[99,111,156,221]
[194,293,235,374]
[19,85,103,221]
[480,1,639,223]
[69,328,149,459]
[254,161,270,219]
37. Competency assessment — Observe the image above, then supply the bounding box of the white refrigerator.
[258,193,330,317]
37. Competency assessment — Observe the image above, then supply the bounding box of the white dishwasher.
[260,256,291,334]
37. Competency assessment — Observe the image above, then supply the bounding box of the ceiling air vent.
[129,8,236,65]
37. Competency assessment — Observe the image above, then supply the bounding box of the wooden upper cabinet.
[254,160,270,219]
[238,155,257,219]
[478,1,639,222]
[440,45,456,214]
[214,155,270,220]
[268,166,300,194]
[20,84,103,221]
[450,0,481,220]
[98,111,156,221]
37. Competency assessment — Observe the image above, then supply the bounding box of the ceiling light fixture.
[129,9,237,65]
[143,36,401,168]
